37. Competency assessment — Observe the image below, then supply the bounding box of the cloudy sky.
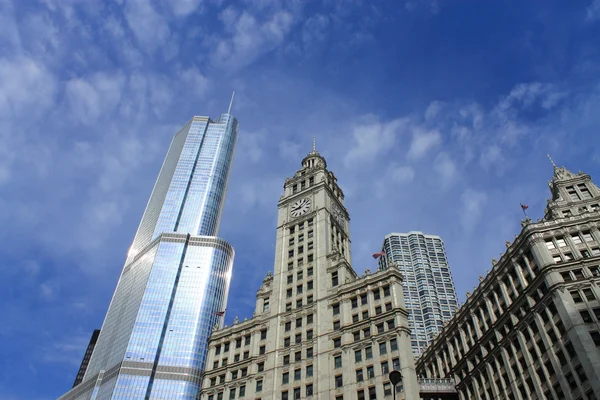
[1,0,600,398]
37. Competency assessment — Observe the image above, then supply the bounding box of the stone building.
[199,144,420,400]
[416,163,600,400]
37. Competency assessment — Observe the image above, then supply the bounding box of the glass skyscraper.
[60,114,238,400]
[379,232,459,357]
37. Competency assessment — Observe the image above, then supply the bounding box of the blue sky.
[1,0,600,398]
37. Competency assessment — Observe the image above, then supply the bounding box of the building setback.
[199,145,421,400]
[60,113,239,400]
[379,232,459,357]
[416,164,600,400]
[73,330,101,388]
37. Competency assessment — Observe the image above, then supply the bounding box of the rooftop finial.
[227,91,235,114]
[312,136,316,152]
[547,154,557,169]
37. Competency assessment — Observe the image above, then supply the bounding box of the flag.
[372,251,386,259]
[520,203,529,211]
[215,310,225,317]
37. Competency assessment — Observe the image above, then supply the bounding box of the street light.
[389,370,403,400]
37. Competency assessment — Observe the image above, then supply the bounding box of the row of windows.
[332,301,393,318]
[214,329,267,355]
[288,219,313,235]
[561,265,600,281]
[545,231,595,250]
[285,281,314,297]
[291,177,315,194]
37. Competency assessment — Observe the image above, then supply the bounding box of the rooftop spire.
[312,136,316,152]
[547,154,557,169]
[227,91,235,114]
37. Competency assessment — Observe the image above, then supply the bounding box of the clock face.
[290,197,311,218]
[332,204,345,224]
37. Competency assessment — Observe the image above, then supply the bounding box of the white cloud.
[390,165,415,183]
[408,128,441,159]
[586,0,600,21]
[434,152,457,183]
[169,0,203,17]
[302,14,329,47]
[460,188,487,231]
[424,100,444,121]
[124,0,171,53]
[211,8,295,70]
[344,117,408,168]
[66,72,126,124]
[180,67,211,98]
[0,56,56,116]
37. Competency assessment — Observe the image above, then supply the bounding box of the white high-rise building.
[379,232,459,357]
[199,144,426,400]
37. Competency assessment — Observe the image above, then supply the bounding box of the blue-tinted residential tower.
[379,232,459,357]
[60,114,238,400]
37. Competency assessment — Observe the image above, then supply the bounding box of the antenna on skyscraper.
[228,91,235,114]
[547,154,557,168]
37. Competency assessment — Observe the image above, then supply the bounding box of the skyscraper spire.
[547,154,557,168]
[312,136,316,152]
[227,91,235,114]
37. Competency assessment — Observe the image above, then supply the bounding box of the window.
[307,295,313,304]
[308,242,314,251]
[224,342,230,352]
[357,390,365,400]
[297,284,303,294]
[296,318,303,328]
[364,328,371,338]
[284,355,290,365]
[307,267,313,276]
[334,320,341,331]
[294,387,301,400]
[379,342,387,355]
[333,303,340,315]
[308,254,313,262]
[362,310,369,319]
[256,380,263,392]
[393,358,400,370]
[353,314,359,323]
[352,298,358,308]
[553,255,562,263]
[366,365,374,379]
[308,230,313,238]
[306,364,313,377]
[580,310,593,323]
[229,388,235,399]
[287,288,293,298]
[385,303,392,311]
[259,345,266,355]
[294,368,301,381]
[332,272,339,287]
[217,393,223,400]
[234,354,240,362]
[335,375,343,388]
[368,386,376,400]
[289,238,295,246]
[284,337,291,346]
[375,306,382,315]
[295,333,302,344]
[365,346,372,359]
[292,184,298,194]
[356,368,364,382]
[583,288,596,301]
[298,246,304,254]
[306,384,313,397]
[244,335,251,346]
[388,319,396,330]
[355,349,362,362]
[283,372,289,384]
[295,351,302,362]
[289,250,294,258]
[334,337,341,348]
[353,331,361,342]
[287,275,293,284]
[583,232,594,242]
[335,355,342,368]
[381,361,389,375]
[307,347,313,358]
[390,338,398,351]
[239,385,246,397]
[307,329,313,340]
[288,262,294,271]
[307,314,313,324]
[376,323,384,334]
[257,362,264,372]
[297,270,303,280]
[556,237,567,247]
[384,382,392,396]
[545,240,556,250]
[361,294,368,305]
[282,391,289,400]
[561,272,573,282]
[572,234,582,244]
[383,286,391,296]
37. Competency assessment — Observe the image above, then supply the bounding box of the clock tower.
[200,140,420,400]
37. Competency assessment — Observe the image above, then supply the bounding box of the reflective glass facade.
[380,232,459,357]
[60,114,238,400]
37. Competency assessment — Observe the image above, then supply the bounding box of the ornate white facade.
[199,146,420,400]
[417,164,600,400]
